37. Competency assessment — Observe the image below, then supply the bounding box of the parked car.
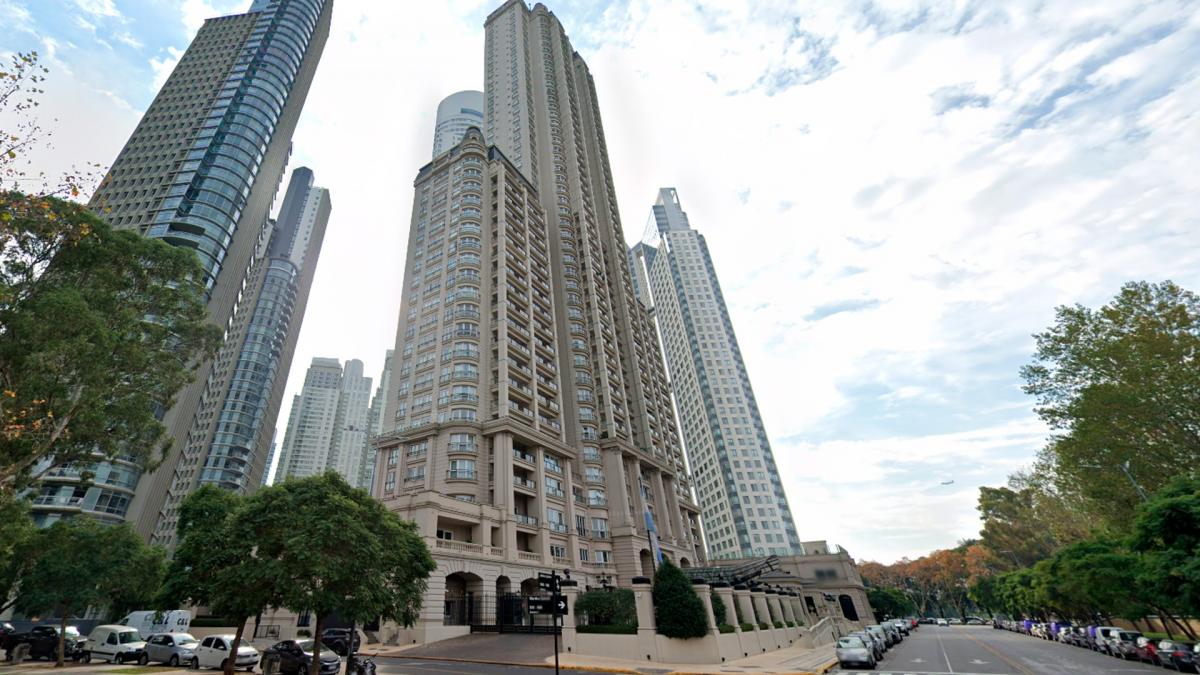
[191,634,259,671]
[848,630,885,661]
[320,628,361,657]
[2,625,82,661]
[83,625,146,664]
[260,639,342,674]
[1095,626,1124,654]
[882,622,903,644]
[865,624,892,649]
[1133,636,1160,665]
[918,617,936,624]
[936,618,949,626]
[138,632,199,666]
[1109,630,1143,660]
[836,635,877,670]
[965,617,986,625]
[1157,639,1196,672]
[891,620,910,636]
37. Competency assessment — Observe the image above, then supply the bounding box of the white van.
[83,625,146,664]
[118,610,192,637]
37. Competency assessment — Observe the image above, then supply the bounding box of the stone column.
[780,593,797,624]
[712,583,737,631]
[603,449,633,528]
[651,471,674,541]
[632,577,657,662]
[751,589,771,629]
[564,457,580,568]
[535,447,550,561]
[734,586,756,627]
[560,580,579,653]
[693,581,717,636]
[792,594,810,626]
[492,432,518,559]
[766,591,784,626]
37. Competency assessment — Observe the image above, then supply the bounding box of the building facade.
[431,90,485,158]
[275,357,373,485]
[33,0,331,536]
[629,188,801,559]
[371,0,704,644]
[359,350,395,489]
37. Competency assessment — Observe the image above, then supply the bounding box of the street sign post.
[532,571,570,675]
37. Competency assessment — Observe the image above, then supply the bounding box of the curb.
[379,653,641,673]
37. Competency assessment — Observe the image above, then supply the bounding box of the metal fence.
[445,592,559,633]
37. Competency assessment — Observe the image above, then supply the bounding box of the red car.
[1134,636,1161,666]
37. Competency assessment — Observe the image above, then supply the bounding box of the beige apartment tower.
[371,0,704,643]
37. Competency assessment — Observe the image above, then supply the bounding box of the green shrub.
[296,629,311,638]
[758,622,769,630]
[718,623,735,634]
[575,588,637,629]
[740,622,756,631]
[577,624,637,634]
[786,620,796,628]
[652,559,708,639]
[773,620,784,629]
[710,590,727,625]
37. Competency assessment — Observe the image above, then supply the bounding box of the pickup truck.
[1,625,84,661]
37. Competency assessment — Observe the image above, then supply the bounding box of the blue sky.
[4,0,1199,563]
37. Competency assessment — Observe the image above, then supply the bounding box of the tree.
[244,472,435,675]
[0,491,34,613]
[159,486,276,675]
[1130,476,1200,639]
[15,518,164,666]
[866,587,914,620]
[0,199,221,492]
[651,559,707,639]
[1022,281,1200,526]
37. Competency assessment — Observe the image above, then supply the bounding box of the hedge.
[710,590,727,625]
[773,621,784,629]
[786,621,796,628]
[718,623,735,634]
[740,622,757,632]
[575,588,637,629]
[577,624,637,634]
[652,560,708,639]
[758,622,770,630]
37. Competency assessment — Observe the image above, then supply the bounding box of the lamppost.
[1079,460,1149,502]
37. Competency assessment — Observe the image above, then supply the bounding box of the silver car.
[138,632,199,666]
[849,630,885,661]
[837,635,877,670]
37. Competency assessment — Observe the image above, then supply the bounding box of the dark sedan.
[1158,639,1197,673]
[260,639,341,675]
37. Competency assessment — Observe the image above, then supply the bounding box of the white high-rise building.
[630,188,802,559]
[275,357,372,485]
[431,90,484,158]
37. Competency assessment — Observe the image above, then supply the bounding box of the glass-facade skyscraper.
[629,188,802,558]
[41,0,334,542]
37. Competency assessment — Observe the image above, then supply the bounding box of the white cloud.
[73,0,120,18]
[149,47,184,92]
[180,0,246,36]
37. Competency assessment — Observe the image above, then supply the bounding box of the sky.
[4,0,1198,564]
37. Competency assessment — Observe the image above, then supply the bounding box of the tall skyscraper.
[630,188,802,558]
[431,91,485,158]
[75,0,333,540]
[275,357,373,485]
[359,350,395,489]
[370,0,703,642]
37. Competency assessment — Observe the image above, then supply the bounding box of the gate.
[455,592,559,634]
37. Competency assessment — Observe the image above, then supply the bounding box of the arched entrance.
[639,549,653,576]
[680,557,691,569]
[444,571,484,625]
[838,594,859,621]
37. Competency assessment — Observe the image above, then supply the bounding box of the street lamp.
[1079,460,1149,502]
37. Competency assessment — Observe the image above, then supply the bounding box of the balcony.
[588,497,608,507]
[513,475,536,490]
[513,513,538,527]
[518,551,541,562]
[546,486,565,499]
[448,442,477,454]
[549,522,568,534]
[446,469,476,480]
[513,449,535,465]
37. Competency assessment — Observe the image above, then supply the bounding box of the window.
[545,476,564,497]
[579,548,589,562]
[547,508,566,532]
[585,467,602,483]
[543,454,562,474]
[436,529,454,541]
[595,550,611,563]
[384,470,396,493]
[387,449,398,466]
[407,441,429,457]
[591,517,608,537]
[447,459,476,479]
[588,489,606,506]
[550,544,567,559]
[449,432,476,452]
[405,467,425,482]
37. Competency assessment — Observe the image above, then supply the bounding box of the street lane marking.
[934,629,955,673]
[959,629,1036,675]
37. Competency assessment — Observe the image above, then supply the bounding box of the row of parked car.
[836,618,919,670]
[2,622,363,673]
[995,619,1199,672]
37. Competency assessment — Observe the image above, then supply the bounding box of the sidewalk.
[373,639,838,675]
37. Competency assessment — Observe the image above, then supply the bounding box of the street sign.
[538,571,559,592]
[528,594,566,616]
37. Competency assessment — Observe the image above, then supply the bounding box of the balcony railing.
[446,470,476,480]
[513,513,538,526]
[514,476,536,489]
[513,450,535,465]
[518,551,541,562]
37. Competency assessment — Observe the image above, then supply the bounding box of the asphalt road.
[374,657,597,675]
[834,625,1169,675]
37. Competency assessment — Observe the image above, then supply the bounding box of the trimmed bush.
[740,622,757,632]
[577,624,637,634]
[773,620,784,629]
[575,588,637,630]
[758,622,769,630]
[710,590,727,625]
[718,623,735,634]
[786,620,796,628]
[652,559,708,639]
